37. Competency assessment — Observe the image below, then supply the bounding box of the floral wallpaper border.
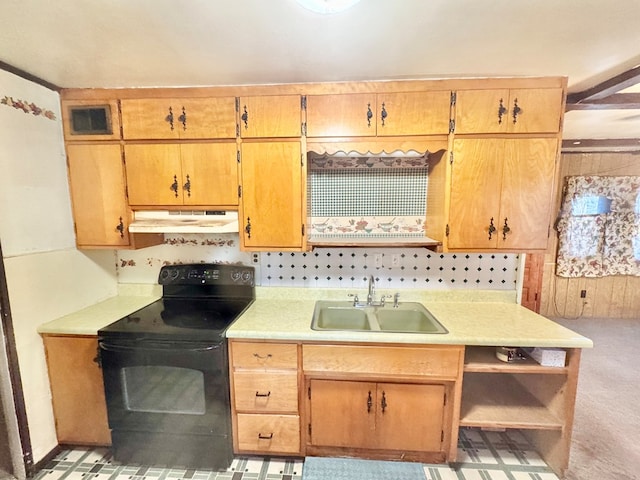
[307,150,442,170]
[309,215,425,237]
[1,95,56,120]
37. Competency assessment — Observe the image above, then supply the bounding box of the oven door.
[99,337,230,436]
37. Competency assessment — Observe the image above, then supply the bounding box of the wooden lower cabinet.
[229,341,301,455]
[308,379,446,453]
[303,343,463,463]
[42,335,111,445]
[236,414,300,453]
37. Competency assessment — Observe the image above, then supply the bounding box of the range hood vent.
[129,210,239,234]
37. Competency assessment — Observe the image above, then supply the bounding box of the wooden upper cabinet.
[447,138,557,250]
[121,97,237,140]
[306,94,377,137]
[454,88,564,134]
[239,141,303,250]
[124,143,238,207]
[305,91,451,137]
[376,91,452,136]
[238,95,302,138]
[66,143,131,247]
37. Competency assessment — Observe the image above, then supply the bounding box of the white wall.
[0,69,118,464]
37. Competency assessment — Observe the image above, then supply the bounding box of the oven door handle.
[99,340,221,353]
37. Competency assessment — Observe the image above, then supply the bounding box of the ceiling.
[2,0,640,149]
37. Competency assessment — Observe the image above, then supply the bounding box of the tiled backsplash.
[116,234,519,291]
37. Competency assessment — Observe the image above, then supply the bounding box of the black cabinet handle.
[165,106,174,130]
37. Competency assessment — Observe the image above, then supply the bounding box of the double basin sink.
[311,300,448,334]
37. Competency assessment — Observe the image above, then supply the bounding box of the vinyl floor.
[33,428,561,480]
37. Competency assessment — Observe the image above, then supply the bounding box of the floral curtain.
[556,175,640,277]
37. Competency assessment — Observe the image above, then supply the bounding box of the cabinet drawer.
[236,414,300,453]
[233,371,298,412]
[303,344,462,377]
[232,342,298,369]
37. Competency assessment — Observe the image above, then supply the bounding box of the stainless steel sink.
[311,300,448,334]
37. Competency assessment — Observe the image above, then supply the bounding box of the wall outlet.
[374,253,384,268]
[580,290,587,298]
[391,254,400,267]
[252,253,260,264]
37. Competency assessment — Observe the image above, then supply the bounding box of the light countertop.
[37,285,592,349]
[226,287,593,348]
[37,284,161,336]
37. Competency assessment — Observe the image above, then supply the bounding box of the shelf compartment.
[464,346,568,374]
[460,373,563,430]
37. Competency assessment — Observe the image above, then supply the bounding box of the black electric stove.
[100,263,255,341]
[98,263,254,469]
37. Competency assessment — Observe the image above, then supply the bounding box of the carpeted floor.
[553,317,640,480]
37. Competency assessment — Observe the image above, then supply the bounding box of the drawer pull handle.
[257,433,273,440]
[367,391,372,413]
[253,353,272,360]
[255,391,271,397]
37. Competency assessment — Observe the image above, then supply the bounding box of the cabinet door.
[306,94,377,137]
[239,95,302,138]
[239,142,303,250]
[498,138,557,249]
[376,91,451,136]
[66,143,131,247]
[124,144,183,205]
[121,99,181,139]
[121,97,237,140]
[308,379,375,449]
[375,383,445,452]
[454,88,563,134]
[180,143,238,206]
[177,97,237,139]
[43,336,110,445]
[448,139,503,249]
[506,88,564,134]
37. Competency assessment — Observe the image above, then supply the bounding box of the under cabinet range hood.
[128,210,239,234]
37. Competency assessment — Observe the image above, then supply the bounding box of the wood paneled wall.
[540,150,640,319]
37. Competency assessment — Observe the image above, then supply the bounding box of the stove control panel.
[158,264,254,286]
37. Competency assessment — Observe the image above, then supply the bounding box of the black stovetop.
[99,263,255,342]
[98,297,253,341]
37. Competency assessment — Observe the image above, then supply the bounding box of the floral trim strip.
[1,96,56,120]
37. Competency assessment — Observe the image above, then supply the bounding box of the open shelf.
[460,373,563,430]
[464,346,568,374]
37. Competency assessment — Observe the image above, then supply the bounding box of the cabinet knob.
[366,103,373,127]
[178,106,187,130]
[512,98,522,124]
[165,106,174,131]
[498,99,507,125]
[170,175,179,197]
[241,105,249,129]
[502,217,511,240]
[116,217,125,238]
[183,174,191,197]
[245,216,252,239]
[380,102,388,126]
[488,217,496,240]
[367,391,372,413]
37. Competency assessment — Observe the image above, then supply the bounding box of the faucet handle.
[380,294,392,306]
[347,293,359,306]
[393,292,400,308]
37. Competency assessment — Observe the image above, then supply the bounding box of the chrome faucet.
[367,275,375,305]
